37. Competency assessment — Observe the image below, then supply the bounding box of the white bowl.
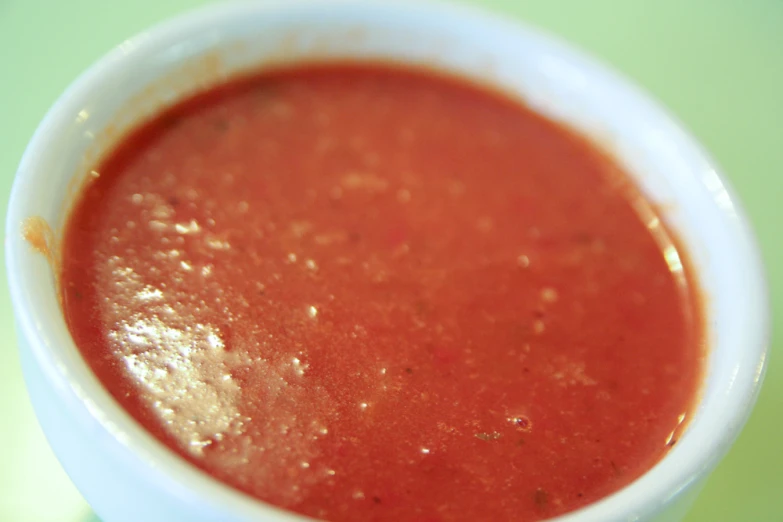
[5,1,769,521]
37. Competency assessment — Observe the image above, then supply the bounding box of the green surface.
[0,1,780,520]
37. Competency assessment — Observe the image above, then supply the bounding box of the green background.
[1,1,780,520]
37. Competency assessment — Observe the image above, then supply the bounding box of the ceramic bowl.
[5,1,769,521]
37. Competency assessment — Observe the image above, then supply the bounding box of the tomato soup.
[60,64,703,521]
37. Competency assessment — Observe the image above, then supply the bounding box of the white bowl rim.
[5,1,770,521]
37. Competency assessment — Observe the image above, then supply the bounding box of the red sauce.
[61,64,703,521]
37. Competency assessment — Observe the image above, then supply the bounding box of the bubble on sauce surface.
[508,415,533,432]
[175,219,201,235]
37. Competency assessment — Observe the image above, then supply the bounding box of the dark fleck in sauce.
[60,64,703,521]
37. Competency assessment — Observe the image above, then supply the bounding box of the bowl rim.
[5,1,770,521]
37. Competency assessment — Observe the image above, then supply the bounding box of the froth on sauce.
[59,63,704,521]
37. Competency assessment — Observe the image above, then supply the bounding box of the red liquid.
[61,64,703,521]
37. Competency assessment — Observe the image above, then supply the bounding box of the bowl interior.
[6,1,768,521]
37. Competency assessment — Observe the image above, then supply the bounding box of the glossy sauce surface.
[61,64,703,521]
